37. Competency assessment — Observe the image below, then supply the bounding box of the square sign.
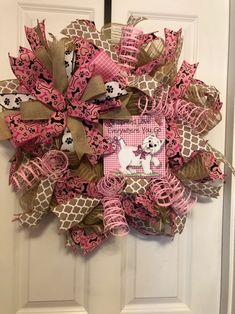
[103,115,165,178]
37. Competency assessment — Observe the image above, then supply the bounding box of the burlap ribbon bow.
[0,20,131,161]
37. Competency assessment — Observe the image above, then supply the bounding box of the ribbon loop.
[11,150,68,191]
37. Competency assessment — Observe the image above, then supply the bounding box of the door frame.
[220,0,235,313]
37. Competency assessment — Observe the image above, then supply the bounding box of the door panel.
[112,1,229,314]
[0,1,230,314]
[0,2,104,314]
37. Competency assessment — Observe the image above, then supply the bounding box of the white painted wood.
[112,1,229,314]
[18,0,102,42]
[0,1,104,314]
[220,1,235,313]
[0,1,233,314]
[227,101,235,314]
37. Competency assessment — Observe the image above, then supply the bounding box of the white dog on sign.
[117,134,164,175]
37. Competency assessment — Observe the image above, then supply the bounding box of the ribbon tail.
[81,75,106,101]
[172,214,187,235]
[67,117,93,159]
[82,203,103,224]
[34,21,53,73]
[48,39,69,93]
[123,178,149,194]
[35,48,53,74]
[128,75,158,98]
[0,79,19,94]
[13,178,55,227]
[52,195,100,231]
[176,154,210,181]
[0,110,20,141]
[20,100,53,120]
[206,144,235,176]
[179,177,222,198]
[177,123,208,159]
[35,21,48,48]
[69,226,105,255]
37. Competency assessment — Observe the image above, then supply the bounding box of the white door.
[0,0,231,314]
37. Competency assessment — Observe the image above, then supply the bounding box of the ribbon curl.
[136,171,196,216]
[135,60,221,135]
[11,150,68,191]
[97,174,129,236]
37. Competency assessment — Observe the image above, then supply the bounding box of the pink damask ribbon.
[25,20,48,51]
[5,111,66,148]
[54,173,101,204]
[69,226,105,255]
[7,28,120,158]
[135,28,182,75]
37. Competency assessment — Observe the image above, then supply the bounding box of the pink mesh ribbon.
[118,25,144,71]
[97,175,129,236]
[148,172,196,215]
[11,150,68,191]
[174,99,214,134]
[138,92,217,135]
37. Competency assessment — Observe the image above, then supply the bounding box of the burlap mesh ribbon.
[0,110,19,140]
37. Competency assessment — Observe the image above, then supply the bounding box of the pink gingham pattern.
[91,50,120,81]
[103,115,165,178]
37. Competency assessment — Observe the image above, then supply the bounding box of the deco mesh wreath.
[0,16,234,255]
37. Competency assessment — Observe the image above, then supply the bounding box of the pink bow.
[7,21,122,160]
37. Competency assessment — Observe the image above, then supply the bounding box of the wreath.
[0,16,234,255]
